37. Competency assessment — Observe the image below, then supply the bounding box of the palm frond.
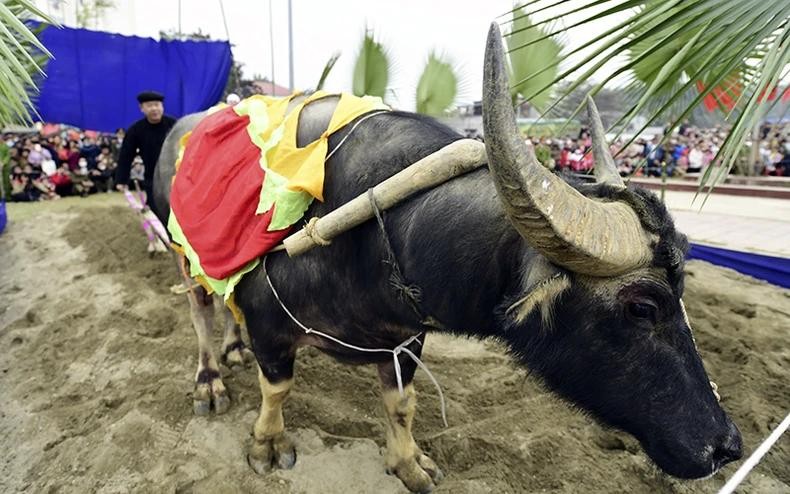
[316,51,340,91]
[507,5,563,111]
[415,52,459,116]
[504,0,790,194]
[0,0,54,125]
[352,29,390,99]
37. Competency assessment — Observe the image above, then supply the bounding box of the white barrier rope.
[717,412,790,494]
[263,257,448,427]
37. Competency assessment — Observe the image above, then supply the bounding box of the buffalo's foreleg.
[378,339,444,493]
[187,286,230,415]
[247,349,297,474]
[219,305,255,369]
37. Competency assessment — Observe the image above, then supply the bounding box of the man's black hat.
[136,91,165,103]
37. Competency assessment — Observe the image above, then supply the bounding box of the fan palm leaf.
[506,5,562,110]
[415,52,459,116]
[352,29,390,98]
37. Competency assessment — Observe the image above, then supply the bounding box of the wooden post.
[281,139,487,257]
[749,122,761,177]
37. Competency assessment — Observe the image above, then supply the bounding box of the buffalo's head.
[482,23,741,479]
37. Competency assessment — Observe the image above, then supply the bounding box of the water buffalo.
[152,22,742,493]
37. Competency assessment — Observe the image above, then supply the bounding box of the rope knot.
[304,217,332,246]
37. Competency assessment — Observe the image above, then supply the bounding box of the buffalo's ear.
[506,257,569,326]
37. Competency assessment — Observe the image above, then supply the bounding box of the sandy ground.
[0,193,788,494]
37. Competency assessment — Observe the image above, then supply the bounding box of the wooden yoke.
[281,138,487,257]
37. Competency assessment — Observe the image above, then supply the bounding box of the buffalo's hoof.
[221,342,256,371]
[387,453,444,493]
[193,371,230,415]
[247,432,297,474]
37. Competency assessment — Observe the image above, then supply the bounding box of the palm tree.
[352,29,391,99]
[75,0,115,29]
[506,6,563,113]
[0,0,53,126]
[350,29,462,116]
[0,0,53,229]
[415,52,458,116]
[504,0,789,195]
[316,52,341,91]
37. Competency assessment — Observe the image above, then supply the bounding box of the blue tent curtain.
[33,24,232,132]
[0,199,6,234]
[688,243,790,288]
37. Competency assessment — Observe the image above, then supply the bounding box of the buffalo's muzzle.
[710,420,743,471]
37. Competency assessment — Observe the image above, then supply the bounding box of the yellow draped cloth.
[169,91,389,323]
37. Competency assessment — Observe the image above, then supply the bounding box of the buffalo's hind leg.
[378,336,444,493]
[247,347,297,474]
[219,305,256,369]
[187,286,230,415]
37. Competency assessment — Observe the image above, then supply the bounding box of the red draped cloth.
[169,107,291,279]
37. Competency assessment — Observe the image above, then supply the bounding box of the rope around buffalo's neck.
[262,256,448,427]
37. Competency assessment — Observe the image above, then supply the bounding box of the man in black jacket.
[115,91,176,207]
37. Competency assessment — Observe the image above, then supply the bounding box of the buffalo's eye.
[627,301,658,323]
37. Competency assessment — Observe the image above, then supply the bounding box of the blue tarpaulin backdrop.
[688,243,790,288]
[33,25,232,132]
[0,200,6,234]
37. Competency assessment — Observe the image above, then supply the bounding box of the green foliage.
[415,52,458,116]
[505,0,790,200]
[506,6,562,110]
[223,57,244,97]
[75,0,115,29]
[0,0,54,126]
[1,141,10,199]
[348,28,463,113]
[624,0,747,118]
[159,28,211,41]
[352,30,390,98]
[519,119,582,138]
[316,52,341,91]
[534,143,555,169]
[627,1,701,93]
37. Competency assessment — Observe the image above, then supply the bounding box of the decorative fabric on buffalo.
[168,91,388,301]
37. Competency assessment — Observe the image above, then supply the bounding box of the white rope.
[717,411,790,494]
[263,257,448,427]
[324,110,388,162]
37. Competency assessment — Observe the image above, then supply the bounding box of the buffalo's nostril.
[712,425,743,467]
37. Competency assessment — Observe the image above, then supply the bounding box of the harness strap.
[366,189,447,331]
[263,257,448,427]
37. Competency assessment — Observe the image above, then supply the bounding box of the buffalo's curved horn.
[586,96,625,188]
[482,23,652,276]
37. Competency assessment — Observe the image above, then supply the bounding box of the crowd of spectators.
[4,120,790,203]
[2,129,127,202]
[533,121,790,178]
